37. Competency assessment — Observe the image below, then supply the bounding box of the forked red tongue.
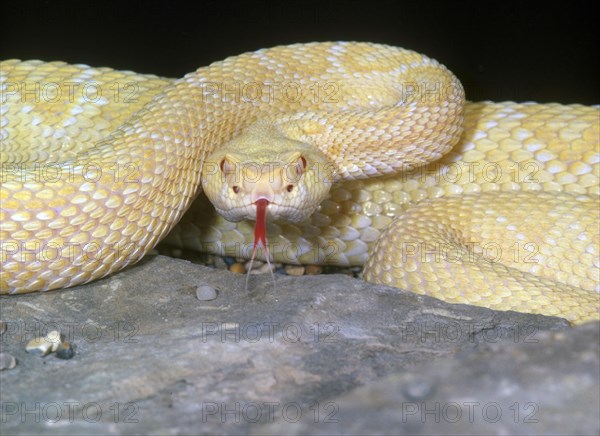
[246,199,275,291]
[253,198,269,248]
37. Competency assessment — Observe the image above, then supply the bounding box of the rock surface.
[1,255,598,435]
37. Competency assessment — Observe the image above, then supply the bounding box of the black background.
[2,0,598,104]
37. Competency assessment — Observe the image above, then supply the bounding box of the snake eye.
[232,186,240,194]
[220,159,229,173]
[286,184,294,192]
[220,156,237,176]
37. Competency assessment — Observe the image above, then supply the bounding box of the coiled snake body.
[1,42,598,324]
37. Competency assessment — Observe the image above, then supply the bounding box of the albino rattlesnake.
[1,42,598,323]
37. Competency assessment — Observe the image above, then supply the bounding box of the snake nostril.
[286,184,294,192]
[232,186,240,194]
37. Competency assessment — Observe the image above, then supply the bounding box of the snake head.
[201,125,335,224]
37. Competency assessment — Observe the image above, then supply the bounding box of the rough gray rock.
[260,322,600,436]
[0,255,597,435]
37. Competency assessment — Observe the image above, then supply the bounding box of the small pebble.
[230,263,246,274]
[55,342,75,360]
[245,260,264,271]
[285,265,306,276]
[46,330,62,352]
[25,338,53,357]
[305,265,323,275]
[257,263,277,274]
[403,379,435,401]
[0,352,17,370]
[249,262,277,275]
[223,256,236,266]
[213,256,228,270]
[196,285,218,301]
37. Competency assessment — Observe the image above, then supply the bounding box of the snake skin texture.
[1,42,598,324]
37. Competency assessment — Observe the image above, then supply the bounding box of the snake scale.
[1,42,598,324]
